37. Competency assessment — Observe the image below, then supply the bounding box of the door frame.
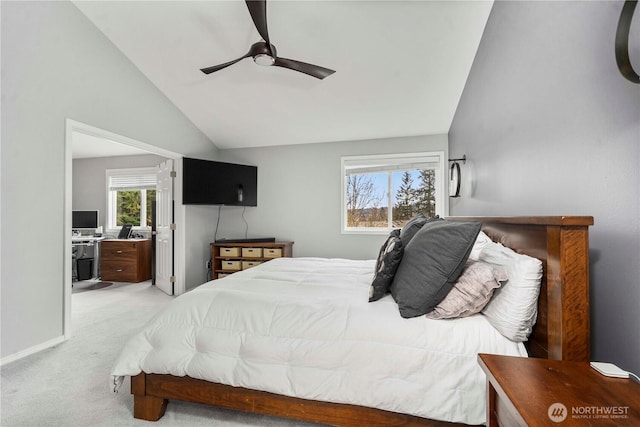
[63,119,185,339]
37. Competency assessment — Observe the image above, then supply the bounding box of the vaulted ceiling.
[73,0,493,150]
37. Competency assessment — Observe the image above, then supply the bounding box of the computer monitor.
[72,210,99,229]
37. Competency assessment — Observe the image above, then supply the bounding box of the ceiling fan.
[200,0,335,80]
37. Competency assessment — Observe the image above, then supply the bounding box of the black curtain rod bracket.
[448,155,466,165]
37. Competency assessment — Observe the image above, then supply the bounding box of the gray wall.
[1,1,216,359]
[450,1,640,373]
[219,134,448,260]
[184,205,222,287]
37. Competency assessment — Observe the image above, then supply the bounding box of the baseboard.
[0,335,66,366]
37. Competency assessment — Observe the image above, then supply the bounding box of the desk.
[72,235,104,280]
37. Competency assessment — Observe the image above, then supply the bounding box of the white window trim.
[341,151,447,234]
[106,167,157,233]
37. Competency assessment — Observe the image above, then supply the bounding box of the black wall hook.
[616,1,640,84]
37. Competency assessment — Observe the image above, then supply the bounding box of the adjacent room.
[2,1,639,426]
[71,130,172,293]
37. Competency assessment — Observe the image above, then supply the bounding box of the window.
[341,152,447,233]
[106,167,157,231]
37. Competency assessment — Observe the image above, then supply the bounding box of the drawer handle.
[116,250,123,254]
[116,269,123,272]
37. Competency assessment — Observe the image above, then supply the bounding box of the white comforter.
[112,257,526,424]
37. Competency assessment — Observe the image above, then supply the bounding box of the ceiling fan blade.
[273,57,335,80]
[245,1,272,49]
[200,53,250,75]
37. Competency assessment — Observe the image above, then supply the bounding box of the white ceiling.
[72,0,493,151]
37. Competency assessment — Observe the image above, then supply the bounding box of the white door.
[155,159,174,295]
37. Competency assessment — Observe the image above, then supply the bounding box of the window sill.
[342,228,391,235]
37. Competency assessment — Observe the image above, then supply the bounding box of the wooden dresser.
[211,241,293,279]
[101,239,152,283]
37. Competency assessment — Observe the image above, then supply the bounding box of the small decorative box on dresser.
[100,239,152,283]
[211,241,293,279]
[478,353,640,427]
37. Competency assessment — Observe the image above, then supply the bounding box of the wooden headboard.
[448,216,593,362]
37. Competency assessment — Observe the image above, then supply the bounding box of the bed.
[113,216,593,426]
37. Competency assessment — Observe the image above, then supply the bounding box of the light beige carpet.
[1,281,321,426]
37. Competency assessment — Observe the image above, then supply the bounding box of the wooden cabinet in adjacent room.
[101,239,152,283]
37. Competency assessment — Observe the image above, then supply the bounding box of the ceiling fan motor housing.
[251,42,277,66]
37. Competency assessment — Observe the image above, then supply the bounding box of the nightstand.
[478,353,640,426]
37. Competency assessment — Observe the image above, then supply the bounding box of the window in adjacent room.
[341,152,446,234]
[106,167,157,232]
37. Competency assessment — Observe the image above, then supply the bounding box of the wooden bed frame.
[130,216,594,426]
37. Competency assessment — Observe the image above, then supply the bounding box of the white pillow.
[476,237,543,342]
[469,230,492,261]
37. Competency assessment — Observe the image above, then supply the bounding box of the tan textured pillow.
[425,260,507,319]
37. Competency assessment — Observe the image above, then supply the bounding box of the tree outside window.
[346,174,385,227]
[346,169,436,229]
[115,189,156,227]
[106,167,157,231]
[342,152,445,233]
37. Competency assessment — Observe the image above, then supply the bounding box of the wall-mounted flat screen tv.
[182,157,257,206]
[72,210,99,229]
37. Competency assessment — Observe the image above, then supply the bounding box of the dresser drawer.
[101,260,138,282]
[220,247,241,257]
[242,261,262,270]
[101,268,138,282]
[221,260,241,271]
[102,241,138,257]
[263,248,282,258]
[242,247,262,258]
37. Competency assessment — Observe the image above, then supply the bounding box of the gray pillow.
[369,229,404,302]
[390,220,482,318]
[399,214,440,247]
[425,260,507,319]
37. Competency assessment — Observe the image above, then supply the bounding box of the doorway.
[63,119,185,339]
